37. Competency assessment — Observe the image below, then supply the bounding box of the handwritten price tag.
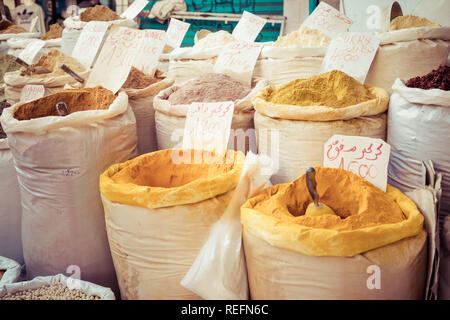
[214,42,262,86]
[302,2,353,38]
[166,18,190,49]
[86,26,144,93]
[133,29,166,76]
[321,32,380,83]
[18,40,45,64]
[232,11,266,43]
[20,85,45,102]
[120,0,149,20]
[71,21,109,68]
[323,135,390,192]
[183,101,235,156]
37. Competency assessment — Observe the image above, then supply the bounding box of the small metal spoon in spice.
[56,102,69,116]
[305,167,337,217]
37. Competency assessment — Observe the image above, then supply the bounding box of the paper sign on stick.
[120,0,149,20]
[183,101,234,156]
[214,42,262,86]
[71,21,109,68]
[302,1,353,38]
[20,85,44,102]
[133,29,166,76]
[321,32,380,83]
[29,16,39,33]
[166,18,190,49]
[86,26,144,93]
[18,40,45,64]
[323,135,390,192]
[232,11,266,43]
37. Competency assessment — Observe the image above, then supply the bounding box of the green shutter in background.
[140,0,284,46]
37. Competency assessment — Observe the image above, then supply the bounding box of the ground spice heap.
[0,100,11,139]
[20,49,85,77]
[274,26,330,47]
[194,30,237,49]
[80,5,122,22]
[14,86,115,121]
[0,54,21,84]
[168,73,251,105]
[253,167,406,231]
[262,70,375,108]
[41,23,63,40]
[0,282,101,300]
[0,20,28,34]
[390,15,440,30]
[122,67,164,89]
[405,65,449,91]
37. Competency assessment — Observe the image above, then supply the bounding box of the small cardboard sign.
[86,26,144,93]
[214,41,262,86]
[166,18,190,49]
[18,39,45,64]
[232,10,267,43]
[20,84,44,102]
[302,1,353,38]
[120,0,149,20]
[133,29,166,76]
[321,32,380,83]
[323,135,390,192]
[29,16,39,33]
[183,101,235,156]
[71,21,109,68]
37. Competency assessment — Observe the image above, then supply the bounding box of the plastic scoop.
[305,167,336,217]
[15,57,51,74]
[56,102,69,116]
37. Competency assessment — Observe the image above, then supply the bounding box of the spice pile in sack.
[0,100,11,138]
[194,30,237,49]
[389,15,441,30]
[1,283,101,300]
[261,70,374,108]
[168,73,251,104]
[274,26,330,47]
[122,67,164,89]
[0,55,21,84]
[0,20,28,34]
[80,5,122,22]
[19,49,85,77]
[41,23,63,40]
[13,86,115,120]
[405,65,449,91]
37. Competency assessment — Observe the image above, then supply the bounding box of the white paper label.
[20,85,44,102]
[18,39,45,64]
[86,26,144,93]
[29,16,39,33]
[232,10,267,43]
[302,2,353,38]
[183,101,235,156]
[120,0,149,20]
[133,29,166,76]
[214,42,262,86]
[321,32,380,83]
[323,135,390,192]
[166,18,190,49]
[71,21,109,69]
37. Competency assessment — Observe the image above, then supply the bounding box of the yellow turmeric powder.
[389,15,440,30]
[251,167,406,231]
[261,70,375,108]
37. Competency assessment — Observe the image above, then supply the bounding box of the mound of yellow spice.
[390,15,440,30]
[261,70,375,108]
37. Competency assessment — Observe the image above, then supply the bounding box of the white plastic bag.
[181,152,274,300]
[0,274,115,299]
[0,256,21,286]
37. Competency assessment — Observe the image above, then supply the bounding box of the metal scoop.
[15,57,51,74]
[56,102,69,116]
[305,167,336,217]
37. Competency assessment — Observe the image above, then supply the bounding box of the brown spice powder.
[80,5,122,22]
[14,86,116,121]
[20,49,85,77]
[0,20,28,34]
[41,23,63,40]
[168,73,251,105]
[122,67,164,89]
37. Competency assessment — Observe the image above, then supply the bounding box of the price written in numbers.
[303,1,353,38]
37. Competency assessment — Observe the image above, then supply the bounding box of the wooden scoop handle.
[305,167,320,208]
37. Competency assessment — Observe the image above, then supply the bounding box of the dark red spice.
[405,65,450,91]
[0,100,11,139]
